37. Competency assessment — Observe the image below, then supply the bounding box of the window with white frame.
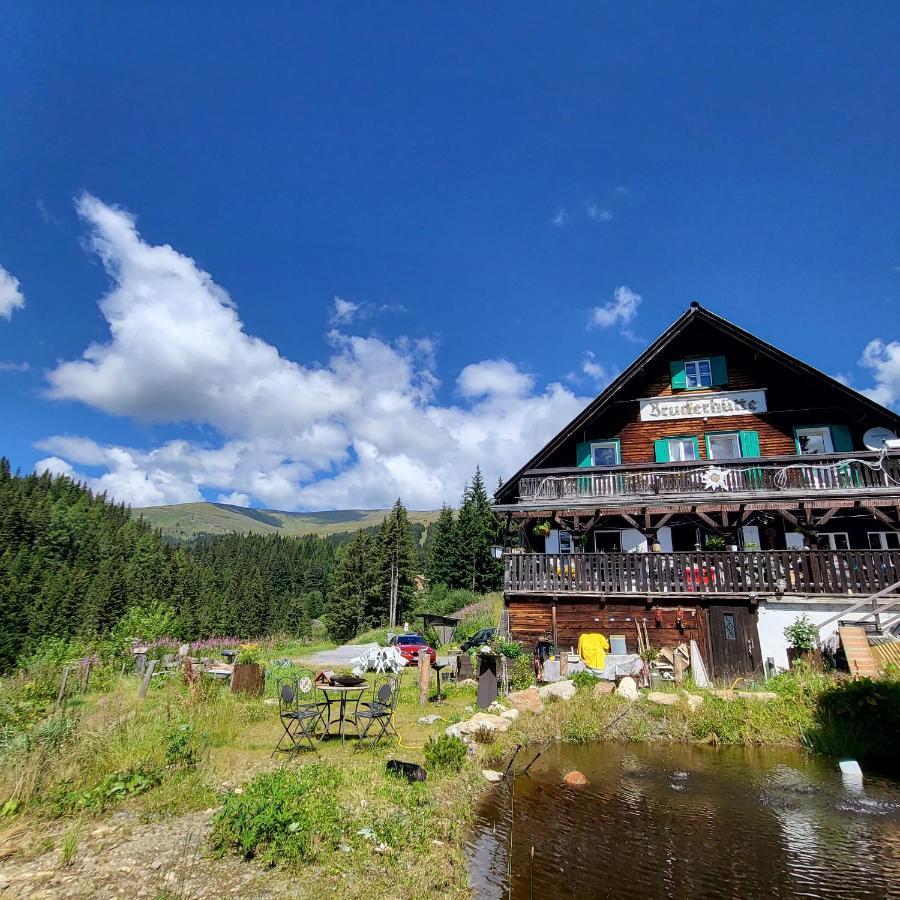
[591,441,620,467]
[707,432,741,460]
[668,437,698,462]
[821,532,850,550]
[684,359,712,389]
[867,532,900,551]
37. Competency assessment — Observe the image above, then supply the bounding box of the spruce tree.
[425,504,457,589]
[375,499,419,627]
[325,530,378,641]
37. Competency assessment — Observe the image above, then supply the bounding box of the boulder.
[482,769,504,783]
[538,680,577,702]
[418,714,442,725]
[508,687,544,714]
[593,681,615,698]
[500,708,520,721]
[564,770,589,786]
[647,691,678,706]
[615,676,639,701]
[467,712,512,734]
[444,723,465,739]
[737,691,779,702]
[488,701,507,713]
[684,693,704,712]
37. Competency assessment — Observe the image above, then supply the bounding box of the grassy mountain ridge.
[134,501,441,539]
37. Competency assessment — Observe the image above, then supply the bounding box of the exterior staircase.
[838,626,881,678]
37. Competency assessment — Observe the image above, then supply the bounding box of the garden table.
[317,684,367,745]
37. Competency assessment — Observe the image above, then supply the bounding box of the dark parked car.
[388,633,437,666]
[460,628,496,652]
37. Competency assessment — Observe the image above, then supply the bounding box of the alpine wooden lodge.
[493,303,900,679]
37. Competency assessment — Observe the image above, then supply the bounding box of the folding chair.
[271,676,324,756]
[354,675,400,748]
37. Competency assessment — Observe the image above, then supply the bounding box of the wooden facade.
[493,304,900,676]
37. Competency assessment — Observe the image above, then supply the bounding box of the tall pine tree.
[325,530,379,641]
[424,504,456,589]
[375,499,419,627]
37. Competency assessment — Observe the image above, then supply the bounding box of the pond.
[467,744,900,899]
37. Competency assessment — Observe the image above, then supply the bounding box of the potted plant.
[705,534,726,551]
[532,520,551,538]
[231,643,265,696]
[783,615,822,669]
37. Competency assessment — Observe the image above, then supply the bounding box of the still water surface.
[467,744,900,899]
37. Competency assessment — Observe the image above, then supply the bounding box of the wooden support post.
[79,661,92,693]
[56,667,70,709]
[418,652,430,708]
[674,654,685,685]
[551,602,558,651]
[138,660,157,699]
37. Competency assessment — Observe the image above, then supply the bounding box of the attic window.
[685,359,712,388]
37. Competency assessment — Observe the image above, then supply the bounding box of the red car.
[388,633,437,666]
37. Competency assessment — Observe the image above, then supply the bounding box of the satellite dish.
[863,427,898,450]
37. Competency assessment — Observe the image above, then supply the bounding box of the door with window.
[868,532,900,551]
[706,606,762,679]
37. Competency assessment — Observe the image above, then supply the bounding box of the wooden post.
[138,660,157,699]
[551,601,558,651]
[79,661,92,693]
[418,652,431,708]
[674,654,685,685]
[56,667,70,709]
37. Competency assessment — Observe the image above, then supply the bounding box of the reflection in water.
[467,744,900,899]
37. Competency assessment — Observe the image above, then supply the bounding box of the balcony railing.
[504,550,900,597]
[516,452,900,504]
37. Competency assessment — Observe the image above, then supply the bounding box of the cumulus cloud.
[41,195,589,509]
[590,285,641,333]
[550,208,569,227]
[218,491,251,507]
[0,265,25,319]
[581,352,614,389]
[330,296,360,324]
[858,338,900,409]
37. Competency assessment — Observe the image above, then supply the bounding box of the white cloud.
[586,204,613,222]
[0,360,29,373]
[551,208,569,227]
[218,491,251,507]
[858,338,900,409]
[0,265,25,319]
[41,195,589,509]
[330,296,360,324]
[590,285,642,332]
[34,457,75,479]
[581,352,613,389]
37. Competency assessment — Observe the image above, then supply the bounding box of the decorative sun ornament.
[701,466,729,491]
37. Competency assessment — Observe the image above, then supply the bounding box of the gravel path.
[298,644,371,667]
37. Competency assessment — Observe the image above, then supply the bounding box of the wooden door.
[706,606,762,680]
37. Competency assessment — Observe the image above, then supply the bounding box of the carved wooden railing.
[517,452,900,503]
[503,550,900,596]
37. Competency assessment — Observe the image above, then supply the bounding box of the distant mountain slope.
[134,502,441,539]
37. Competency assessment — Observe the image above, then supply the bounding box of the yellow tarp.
[578,633,610,669]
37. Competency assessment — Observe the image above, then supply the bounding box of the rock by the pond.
[684,693,704,712]
[615,677,639,701]
[539,680,577,702]
[418,714,443,725]
[500,708,520,721]
[593,681,615,698]
[482,769,504,783]
[447,712,512,739]
[737,691,779,702]
[647,691,678,706]
[564,770,589,786]
[507,687,544,714]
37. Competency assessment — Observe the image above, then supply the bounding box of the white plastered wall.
[757,600,875,671]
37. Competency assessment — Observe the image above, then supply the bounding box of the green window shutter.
[669,360,687,390]
[830,425,853,452]
[710,355,728,386]
[576,441,592,467]
[690,436,700,460]
[654,439,670,463]
[739,430,760,458]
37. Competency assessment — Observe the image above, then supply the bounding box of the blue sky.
[1,3,898,510]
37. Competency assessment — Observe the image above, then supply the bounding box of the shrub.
[210,765,344,867]
[235,644,263,666]
[423,735,468,772]
[164,723,201,770]
[508,655,534,691]
[783,614,819,651]
[572,671,601,690]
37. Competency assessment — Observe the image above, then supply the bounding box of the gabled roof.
[495,302,900,504]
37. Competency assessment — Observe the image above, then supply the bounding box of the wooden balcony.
[515,451,900,506]
[503,549,900,598]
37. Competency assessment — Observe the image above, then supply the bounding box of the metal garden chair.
[271,675,325,756]
[353,675,400,748]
